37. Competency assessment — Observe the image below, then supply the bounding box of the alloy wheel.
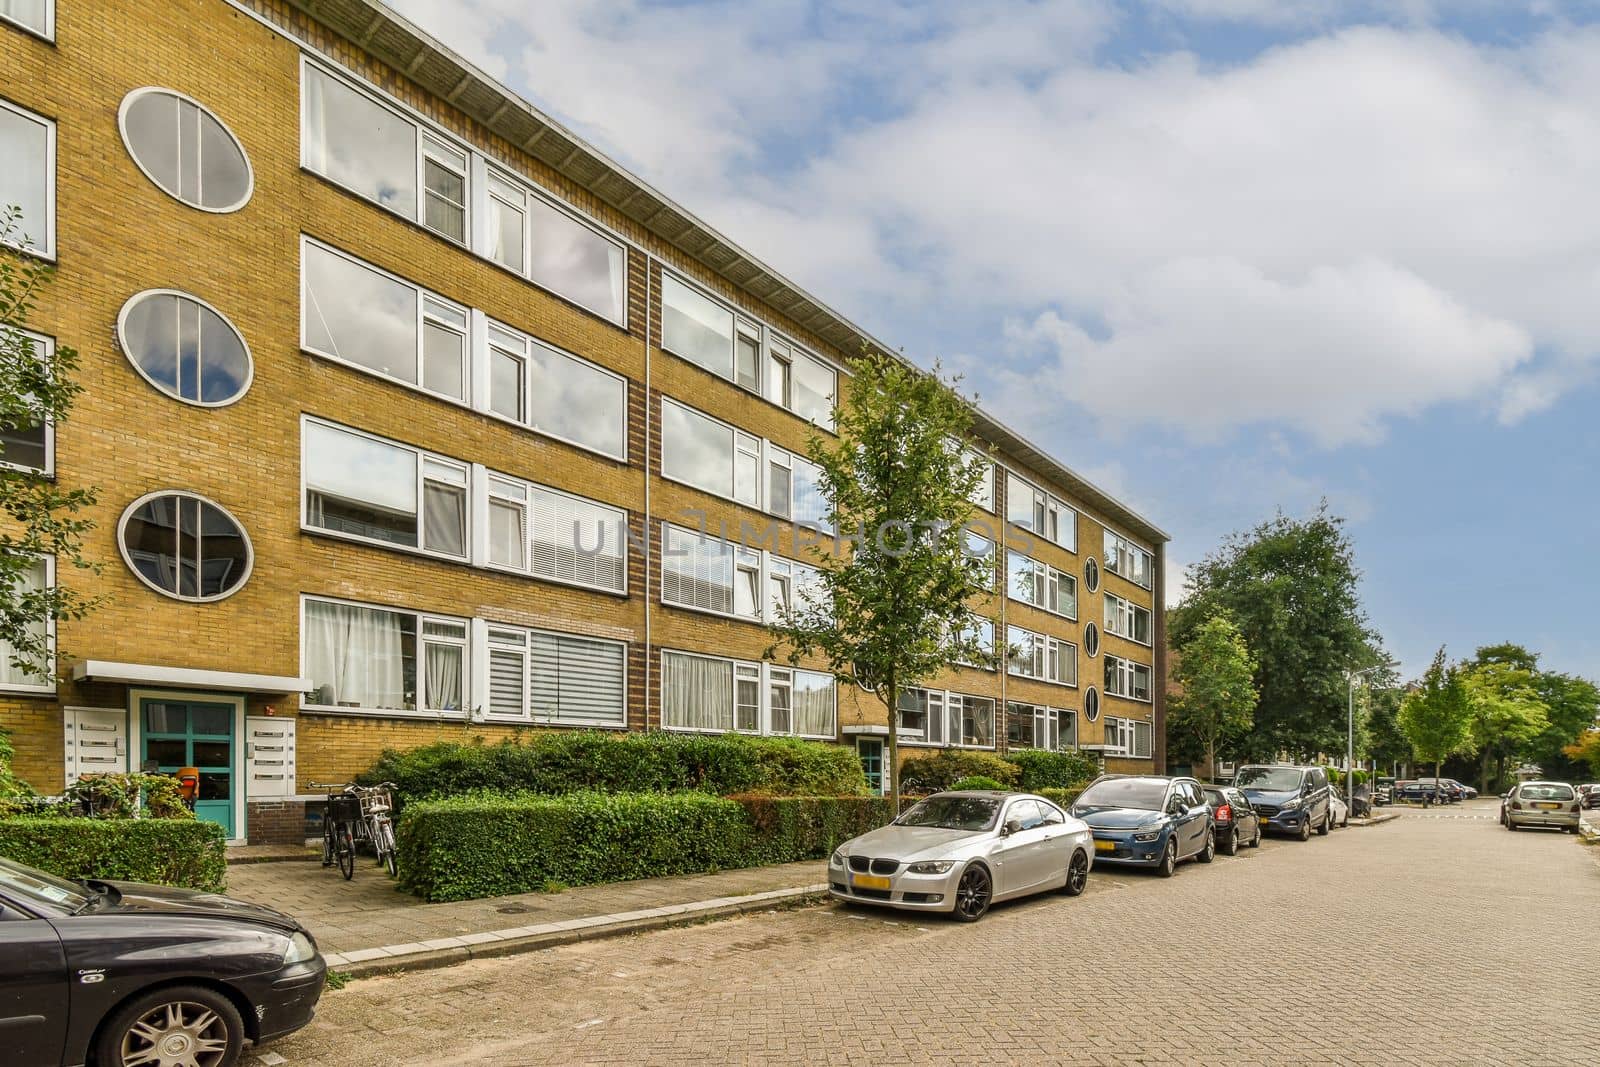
[1221,827,1238,856]
[119,1000,231,1067]
[953,865,992,922]
[1158,838,1177,878]
[1063,850,1089,896]
[1197,828,1215,863]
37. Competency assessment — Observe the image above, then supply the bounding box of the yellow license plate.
[1094,839,1115,852]
[1535,802,1560,810]
[851,873,891,891]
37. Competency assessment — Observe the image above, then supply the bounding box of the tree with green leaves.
[1397,648,1474,801]
[1171,613,1258,781]
[1363,685,1411,773]
[1563,729,1600,779]
[1461,651,1549,795]
[766,348,993,809]
[1170,504,1380,761]
[1,207,103,685]
[1471,642,1599,781]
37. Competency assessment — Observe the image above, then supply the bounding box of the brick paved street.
[266,802,1599,1066]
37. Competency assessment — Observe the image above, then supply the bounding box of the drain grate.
[496,903,532,915]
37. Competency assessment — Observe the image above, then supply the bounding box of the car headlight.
[907,861,955,875]
[284,931,317,964]
[1131,824,1163,842]
[830,849,846,868]
[1280,798,1303,812]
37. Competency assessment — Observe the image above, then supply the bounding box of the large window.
[118,492,253,603]
[1008,626,1076,686]
[486,624,626,727]
[660,272,836,430]
[1106,715,1153,758]
[485,168,626,325]
[660,523,822,623]
[965,449,994,512]
[1007,551,1076,618]
[0,556,51,691]
[1005,471,1075,551]
[1104,592,1153,645]
[489,475,627,593]
[117,290,253,407]
[0,99,53,257]
[118,88,253,213]
[1105,654,1153,702]
[302,597,466,715]
[661,399,758,505]
[896,688,995,749]
[0,329,50,474]
[661,650,834,738]
[301,239,468,401]
[1104,530,1154,590]
[488,322,627,459]
[953,615,995,669]
[0,0,52,37]
[1008,702,1075,752]
[303,419,468,559]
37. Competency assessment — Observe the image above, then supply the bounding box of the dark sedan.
[1069,774,1214,877]
[0,856,326,1067]
[1202,785,1261,854]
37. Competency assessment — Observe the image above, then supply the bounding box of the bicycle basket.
[325,793,362,823]
[357,789,392,817]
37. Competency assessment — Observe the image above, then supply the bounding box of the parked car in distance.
[1330,789,1349,828]
[1373,777,1395,805]
[828,791,1093,922]
[1069,775,1214,876]
[1442,778,1478,800]
[1504,781,1582,833]
[1395,778,1455,804]
[1584,787,1600,810]
[1234,764,1334,840]
[0,855,326,1067]
[1202,785,1261,854]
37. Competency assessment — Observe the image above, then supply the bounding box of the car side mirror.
[1002,818,1022,837]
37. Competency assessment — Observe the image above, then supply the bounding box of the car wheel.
[1316,810,1331,836]
[1220,827,1238,856]
[1250,825,1263,848]
[1197,828,1215,863]
[1062,849,1089,897]
[1298,817,1312,842]
[1157,837,1177,878]
[1506,820,1518,831]
[94,984,244,1067]
[952,864,992,922]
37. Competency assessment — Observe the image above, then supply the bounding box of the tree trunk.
[1435,758,1443,805]
[885,673,900,815]
[1205,733,1216,784]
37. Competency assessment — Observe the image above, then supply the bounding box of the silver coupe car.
[828,790,1094,921]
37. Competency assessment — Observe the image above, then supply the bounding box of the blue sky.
[390,0,1600,682]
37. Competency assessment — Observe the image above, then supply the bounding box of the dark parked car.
[0,856,325,1067]
[1416,777,1465,803]
[1373,777,1395,805]
[1234,764,1333,839]
[1442,778,1478,800]
[1202,785,1261,854]
[1584,786,1600,810]
[1395,779,1453,804]
[1070,775,1214,877]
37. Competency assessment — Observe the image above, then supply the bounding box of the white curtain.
[305,601,407,709]
[425,641,462,711]
[663,653,731,731]
[793,671,835,738]
[423,482,465,556]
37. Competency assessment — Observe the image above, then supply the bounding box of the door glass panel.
[146,738,187,765]
[190,705,231,735]
[144,704,187,733]
[198,772,230,801]
[193,741,230,767]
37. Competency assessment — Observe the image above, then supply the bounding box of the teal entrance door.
[141,700,236,837]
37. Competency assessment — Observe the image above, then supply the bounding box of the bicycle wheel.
[378,821,398,878]
[322,823,335,869]
[337,826,356,880]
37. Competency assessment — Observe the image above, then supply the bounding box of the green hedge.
[899,750,1020,792]
[1006,749,1099,791]
[950,775,1008,791]
[1035,787,1084,809]
[364,732,867,802]
[0,818,226,892]
[398,791,895,902]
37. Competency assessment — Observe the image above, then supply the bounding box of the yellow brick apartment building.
[0,0,1168,842]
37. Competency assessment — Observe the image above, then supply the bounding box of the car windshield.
[1520,784,1574,801]
[0,856,93,912]
[1076,778,1168,811]
[1234,767,1304,792]
[896,795,1002,831]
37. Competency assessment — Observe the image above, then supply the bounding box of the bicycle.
[356,781,399,878]
[312,782,398,879]
[313,783,360,881]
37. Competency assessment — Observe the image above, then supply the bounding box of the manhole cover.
[496,903,532,915]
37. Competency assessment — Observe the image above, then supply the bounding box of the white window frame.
[117,87,255,215]
[1104,592,1153,647]
[659,648,835,740]
[1105,715,1153,759]
[299,57,629,329]
[966,531,995,591]
[659,521,822,626]
[481,621,628,729]
[117,490,256,605]
[953,615,996,670]
[0,327,54,476]
[1004,470,1076,552]
[1103,528,1154,590]
[1008,702,1073,753]
[115,289,255,409]
[298,594,470,720]
[1006,551,1076,619]
[660,396,830,527]
[484,472,629,596]
[1007,625,1077,687]
[897,686,997,751]
[966,448,994,512]
[0,0,53,39]
[0,97,55,260]
[484,318,628,462]
[0,553,54,694]
[659,269,838,432]
[1104,653,1154,703]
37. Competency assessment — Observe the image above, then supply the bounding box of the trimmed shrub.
[365,732,867,802]
[899,750,1020,793]
[1006,749,1099,792]
[1035,787,1084,809]
[0,817,226,891]
[733,795,894,864]
[397,791,755,902]
[950,775,1008,791]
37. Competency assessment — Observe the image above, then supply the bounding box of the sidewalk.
[224,855,827,977]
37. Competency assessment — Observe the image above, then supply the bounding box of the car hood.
[843,823,983,861]
[96,880,303,934]
[1070,807,1165,831]
[1238,788,1301,806]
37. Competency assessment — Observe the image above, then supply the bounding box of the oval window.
[119,492,253,602]
[118,88,253,212]
[117,291,252,406]
[1084,686,1101,722]
[1084,622,1100,658]
[1084,557,1100,593]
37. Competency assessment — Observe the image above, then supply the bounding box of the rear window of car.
[1519,784,1574,801]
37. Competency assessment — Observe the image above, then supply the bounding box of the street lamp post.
[1348,666,1384,815]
